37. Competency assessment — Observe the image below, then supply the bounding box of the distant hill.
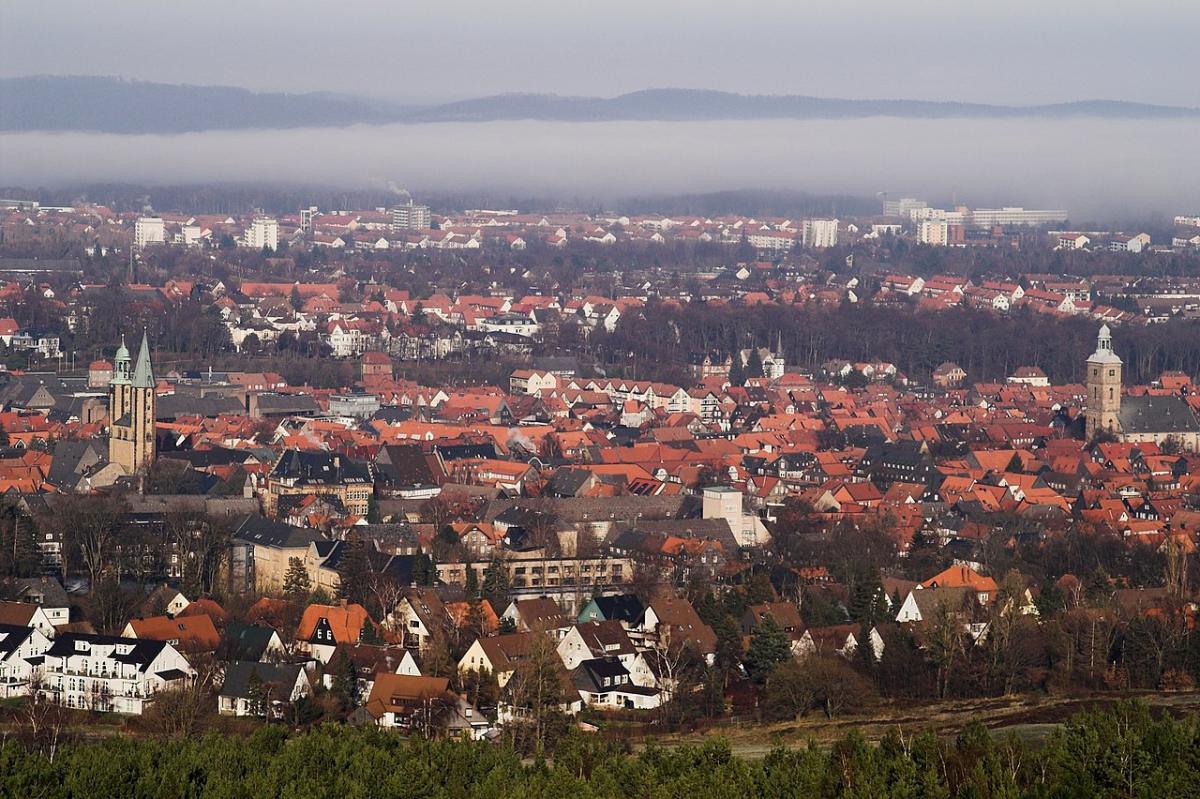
[3,76,1197,134]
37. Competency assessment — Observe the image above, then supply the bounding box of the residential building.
[244,218,278,251]
[41,633,193,714]
[134,217,165,248]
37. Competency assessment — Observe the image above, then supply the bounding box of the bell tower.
[108,331,157,473]
[1085,324,1122,439]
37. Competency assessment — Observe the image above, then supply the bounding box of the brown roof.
[127,613,221,652]
[364,673,451,719]
[476,632,535,672]
[509,597,570,631]
[647,596,717,654]
[0,601,37,626]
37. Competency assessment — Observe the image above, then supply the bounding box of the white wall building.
[802,219,839,248]
[134,217,166,248]
[392,202,432,231]
[968,207,1068,228]
[0,625,53,699]
[41,633,194,715]
[244,218,279,251]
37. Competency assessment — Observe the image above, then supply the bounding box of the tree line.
[0,701,1197,798]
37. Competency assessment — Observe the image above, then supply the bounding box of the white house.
[218,661,310,717]
[41,633,194,714]
[0,601,57,639]
[0,625,53,698]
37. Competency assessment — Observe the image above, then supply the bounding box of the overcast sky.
[3,1,1197,106]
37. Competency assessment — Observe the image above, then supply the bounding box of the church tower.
[1085,324,1122,439]
[108,331,157,473]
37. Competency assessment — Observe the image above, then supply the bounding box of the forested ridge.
[1,701,1197,798]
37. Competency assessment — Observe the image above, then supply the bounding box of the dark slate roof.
[1119,395,1200,435]
[156,393,246,420]
[0,623,36,657]
[1,577,70,608]
[255,393,321,414]
[484,495,690,524]
[572,657,630,692]
[45,633,167,669]
[375,444,441,488]
[222,623,279,661]
[219,660,304,699]
[434,442,500,461]
[233,514,326,549]
[270,450,372,485]
[586,594,646,625]
[159,448,252,468]
[46,438,108,489]
[546,468,593,498]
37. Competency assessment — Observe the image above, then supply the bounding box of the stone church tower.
[108,331,157,473]
[1085,324,1122,439]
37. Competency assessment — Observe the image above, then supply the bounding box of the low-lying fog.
[2,118,1197,220]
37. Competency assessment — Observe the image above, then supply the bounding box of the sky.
[3,0,1198,106]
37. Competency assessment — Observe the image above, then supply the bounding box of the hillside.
[2,76,1197,134]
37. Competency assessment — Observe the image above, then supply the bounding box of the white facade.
[802,219,839,248]
[244,218,279,251]
[0,626,52,699]
[882,197,927,217]
[42,634,194,715]
[134,217,166,248]
[702,486,769,547]
[968,207,1068,228]
[392,203,432,231]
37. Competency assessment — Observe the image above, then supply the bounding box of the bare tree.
[56,494,128,589]
[19,673,69,761]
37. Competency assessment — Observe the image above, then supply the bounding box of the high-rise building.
[391,201,431,232]
[244,218,278,251]
[109,331,157,474]
[134,217,165,248]
[919,220,949,246]
[802,219,839,248]
[1085,325,1122,440]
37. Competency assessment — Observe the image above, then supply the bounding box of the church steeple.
[132,329,155,388]
[108,331,157,476]
[1085,324,1122,440]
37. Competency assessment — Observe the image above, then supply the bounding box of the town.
[0,190,1198,757]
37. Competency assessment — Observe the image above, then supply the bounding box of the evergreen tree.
[745,572,776,604]
[482,558,510,609]
[848,573,888,626]
[366,495,382,524]
[336,538,372,606]
[282,557,312,603]
[746,347,764,378]
[728,355,746,386]
[464,562,480,599]
[360,619,383,645]
[245,670,267,719]
[744,616,791,684]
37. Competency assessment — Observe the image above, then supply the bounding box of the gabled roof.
[219,660,305,700]
[127,613,220,652]
[297,602,371,645]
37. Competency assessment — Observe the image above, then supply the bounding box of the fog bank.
[2,118,1197,220]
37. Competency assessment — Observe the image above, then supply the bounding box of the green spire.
[132,329,155,388]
